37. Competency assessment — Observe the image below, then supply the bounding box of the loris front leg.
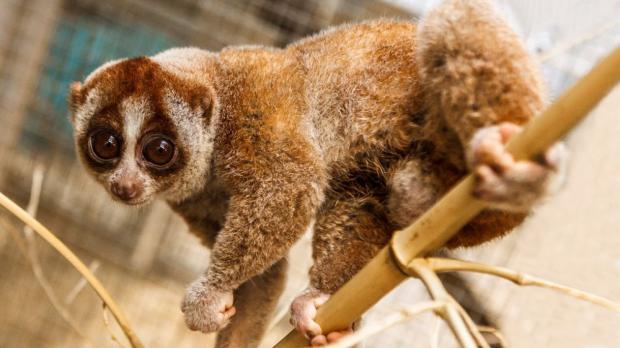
[215,259,288,348]
[182,260,288,348]
[181,125,326,336]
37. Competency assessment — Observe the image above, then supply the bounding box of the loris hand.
[468,122,567,212]
[290,288,353,346]
[181,276,236,333]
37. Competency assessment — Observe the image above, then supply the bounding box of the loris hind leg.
[290,149,561,344]
[387,156,533,248]
[291,196,394,345]
[215,258,287,348]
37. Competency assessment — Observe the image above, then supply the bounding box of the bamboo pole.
[275,47,620,347]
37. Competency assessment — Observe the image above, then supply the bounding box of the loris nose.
[111,180,141,201]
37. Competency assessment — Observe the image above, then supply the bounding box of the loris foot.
[468,122,566,211]
[181,276,236,333]
[290,288,353,346]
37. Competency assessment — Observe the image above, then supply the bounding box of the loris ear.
[68,82,84,123]
[202,95,213,120]
[192,89,214,122]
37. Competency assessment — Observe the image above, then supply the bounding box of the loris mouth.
[125,199,149,206]
[110,194,150,206]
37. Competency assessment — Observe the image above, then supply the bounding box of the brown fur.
[69,0,551,345]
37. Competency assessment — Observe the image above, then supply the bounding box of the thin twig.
[2,167,94,345]
[65,260,101,305]
[0,191,144,347]
[102,303,130,348]
[452,301,491,348]
[0,218,94,345]
[427,257,620,312]
[322,301,445,348]
[0,219,29,256]
[23,165,44,239]
[429,316,441,348]
[407,259,480,348]
[538,19,620,63]
[478,326,509,348]
[314,256,620,348]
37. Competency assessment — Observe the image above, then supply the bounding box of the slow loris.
[69,0,564,346]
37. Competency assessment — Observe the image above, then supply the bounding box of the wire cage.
[0,0,619,347]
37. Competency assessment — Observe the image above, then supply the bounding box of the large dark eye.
[88,129,121,162]
[142,134,177,168]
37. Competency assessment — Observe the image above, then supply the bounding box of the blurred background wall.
[0,0,619,347]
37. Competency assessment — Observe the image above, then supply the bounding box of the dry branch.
[65,260,101,305]
[0,192,144,348]
[477,326,508,348]
[322,301,445,348]
[102,303,130,348]
[429,316,442,348]
[427,257,620,312]
[453,302,489,348]
[0,167,96,345]
[317,255,620,348]
[538,19,620,63]
[275,47,620,348]
[408,259,481,348]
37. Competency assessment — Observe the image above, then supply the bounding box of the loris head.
[69,51,218,205]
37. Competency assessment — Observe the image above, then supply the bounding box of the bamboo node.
[388,233,418,277]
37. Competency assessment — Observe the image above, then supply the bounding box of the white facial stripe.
[108,96,154,205]
[74,88,102,134]
[121,96,150,152]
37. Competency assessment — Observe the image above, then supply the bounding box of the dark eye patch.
[89,129,121,162]
[141,134,177,168]
[78,103,124,172]
[135,107,187,177]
